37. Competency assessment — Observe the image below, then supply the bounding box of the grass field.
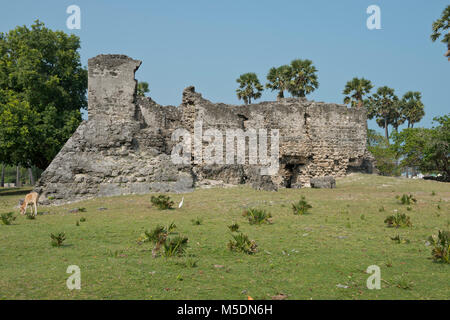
[0,174,448,300]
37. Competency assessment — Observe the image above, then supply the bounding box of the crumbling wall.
[36,54,375,204]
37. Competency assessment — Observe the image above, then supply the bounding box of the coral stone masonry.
[35,54,375,204]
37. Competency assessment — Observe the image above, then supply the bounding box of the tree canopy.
[400,91,425,128]
[236,73,263,104]
[343,77,373,108]
[392,115,449,178]
[366,86,399,141]
[431,5,450,60]
[265,59,319,99]
[287,59,319,98]
[137,81,150,97]
[265,65,292,99]
[0,20,87,170]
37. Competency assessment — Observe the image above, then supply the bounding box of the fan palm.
[265,65,292,99]
[366,86,398,141]
[236,73,263,104]
[343,77,373,108]
[287,59,319,98]
[401,91,425,128]
[431,5,450,61]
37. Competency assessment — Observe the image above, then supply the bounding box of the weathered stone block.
[310,176,336,189]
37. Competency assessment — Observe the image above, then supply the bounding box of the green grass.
[0,174,449,300]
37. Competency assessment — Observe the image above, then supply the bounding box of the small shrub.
[398,194,417,205]
[150,195,174,210]
[390,235,410,244]
[437,204,441,210]
[25,212,36,220]
[143,222,179,258]
[76,220,80,226]
[378,206,385,212]
[228,222,240,232]
[175,257,198,268]
[50,232,66,247]
[162,235,189,257]
[406,206,412,211]
[393,275,413,290]
[428,230,450,263]
[243,208,272,225]
[107,249,124,258]
[384,213,412,228]
[228,233,258,254]
[191,217,202,226]
[79,217,86,222]
[1,212,16,225]
[292,196,312,215]
[185,258,198,268]
[431,191,436,196]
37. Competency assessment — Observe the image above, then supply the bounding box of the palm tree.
[366,86,398,142]
[431,5,450,61]
[343,77,373,108]
[389,99,406,133]
[266,65,292,99]
[236,73,263,104]
[288,59,319,97]
[137,81,150,96]
[401,91,425,128]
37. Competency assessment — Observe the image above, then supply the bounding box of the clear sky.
[1,0,448,132]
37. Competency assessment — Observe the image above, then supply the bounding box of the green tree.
[422,115,449,178]
[343,77,373,108]
[266,65,292,99]
[367,129,400,176]
[137,81,150,97]
[0,90,39,169]
[389,99,406,134]
[288,59,319,98]
[392,128,431,177]
[236,73,263,104]
[401,91,425,128]
[431,5,450,61]
[0,20,87,170]
[367,86,398,142]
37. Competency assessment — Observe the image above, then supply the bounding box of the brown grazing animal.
[19,192,39,216]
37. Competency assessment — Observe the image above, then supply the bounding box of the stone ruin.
[35,54,375,204]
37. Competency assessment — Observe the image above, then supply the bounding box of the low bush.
[50,232,66,247]
[390,235,410,244]
[191,217,202,226]
[242,208,272,225]
[397,194,417,205]
[228,222,240,232]
[162,236,189,257]
[428,230,449,263]
[384,213,412,228]
[143,222,188,258]
[228,232,258,254]
[292,196,312,215]
[1,212,16,225]
[150,195,174,210]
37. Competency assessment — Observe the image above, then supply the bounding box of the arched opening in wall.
[283,164,301,188]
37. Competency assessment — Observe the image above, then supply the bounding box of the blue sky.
[1,0,448,132]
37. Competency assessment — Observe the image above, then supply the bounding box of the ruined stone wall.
[36,54,374,204]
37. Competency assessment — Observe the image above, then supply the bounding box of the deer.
[19,192,39,216]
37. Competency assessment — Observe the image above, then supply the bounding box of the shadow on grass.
[0,187,32,197]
